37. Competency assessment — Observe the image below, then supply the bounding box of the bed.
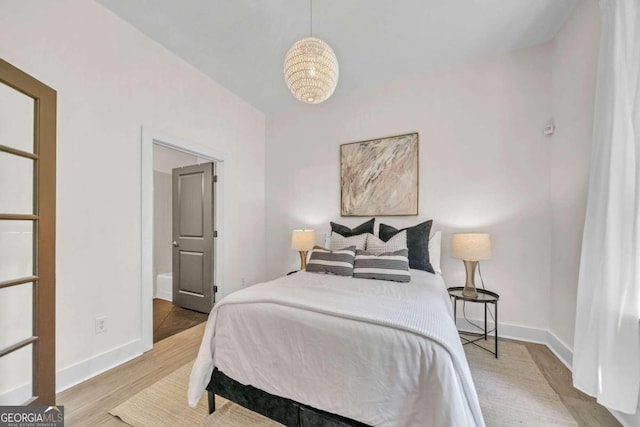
[188,269,485,426]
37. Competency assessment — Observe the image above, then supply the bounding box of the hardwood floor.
[522,341,620,427]
[58,325,620,427]
[57,322,205,426]
[153,298,208,343]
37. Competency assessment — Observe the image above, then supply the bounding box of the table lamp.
[291,230,315,270]
[452,233,492,298]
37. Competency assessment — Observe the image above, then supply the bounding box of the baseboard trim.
[544,330,573,370]
[0,384,31,405]
[455,317,638,426]
[610,408,640,427]
[56,339,143,393]
[155,290,173,302]
[455,318,547,346]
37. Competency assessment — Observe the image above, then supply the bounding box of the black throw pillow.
[379,220,434,273]
[330,218,375,237]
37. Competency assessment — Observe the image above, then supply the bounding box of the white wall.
[0,0,266,390]
[266,44,554,332]
[548,0,600,350]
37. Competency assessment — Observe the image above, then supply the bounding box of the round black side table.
[447,287,500,358]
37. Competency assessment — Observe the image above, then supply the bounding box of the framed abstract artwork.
[340,133,418,216]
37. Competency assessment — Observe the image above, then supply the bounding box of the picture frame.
[340,133,418,216]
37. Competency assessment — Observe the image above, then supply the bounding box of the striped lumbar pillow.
[353,248,411,283]
[306,245,356,276]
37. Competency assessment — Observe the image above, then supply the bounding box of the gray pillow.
[353,248,411,283]
[379,220,434,273]
[306,245,356,276]
[330,218,374,237]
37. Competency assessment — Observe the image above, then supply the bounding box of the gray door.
[172,162,216,313]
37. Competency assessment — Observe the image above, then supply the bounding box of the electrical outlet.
[95,316,108,334]
[241,277,247,287]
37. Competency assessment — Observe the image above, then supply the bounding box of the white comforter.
[188,270,484,427]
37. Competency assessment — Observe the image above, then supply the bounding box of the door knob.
[172,241,179,247]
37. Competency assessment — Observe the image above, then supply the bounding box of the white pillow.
[329,232,367,251]
[323,232,331,249]
[365,230,408,255]
[429,231,442,274]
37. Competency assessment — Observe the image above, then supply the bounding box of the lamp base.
[299,251,308,270]
[462,260,479,299]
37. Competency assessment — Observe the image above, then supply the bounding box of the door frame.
[141,127,226,352]
[0,58,56,404]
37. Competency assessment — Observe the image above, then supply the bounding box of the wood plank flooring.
[153,298,208,343]
[57,322,205,426]
[522,341,620,426]
[58,324,620,427]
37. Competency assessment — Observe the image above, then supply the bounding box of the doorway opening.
[141,129,226,351]
[152,145,212,342]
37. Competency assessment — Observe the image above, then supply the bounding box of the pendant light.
[284,0,339,104]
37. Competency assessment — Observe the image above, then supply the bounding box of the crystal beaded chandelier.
[284,0,339,104]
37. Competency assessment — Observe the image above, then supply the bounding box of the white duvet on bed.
[188,270,484,427]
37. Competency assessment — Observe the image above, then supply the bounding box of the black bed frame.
[207,367,371,427]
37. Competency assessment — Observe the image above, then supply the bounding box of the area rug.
[463,338,577,426]
[109,363,279,427]
[109,340,577,426]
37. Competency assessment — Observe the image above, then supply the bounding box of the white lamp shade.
[452,233,492,260]
[291,230,316,251]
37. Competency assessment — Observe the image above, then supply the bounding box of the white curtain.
[573,0,640,414]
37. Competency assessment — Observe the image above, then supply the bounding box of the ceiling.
[95,0,579,113]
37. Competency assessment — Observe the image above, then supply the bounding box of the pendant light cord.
[310,0,313,36]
